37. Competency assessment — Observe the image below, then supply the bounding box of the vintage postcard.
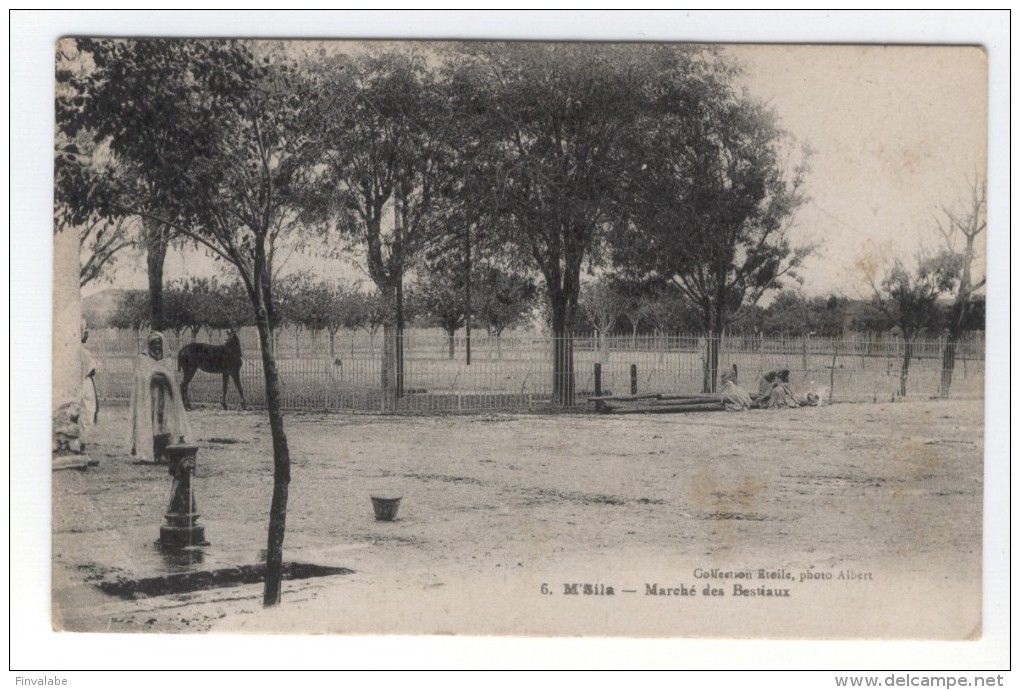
[39,27,1000,661]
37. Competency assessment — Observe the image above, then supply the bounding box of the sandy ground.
[52,398,983,639]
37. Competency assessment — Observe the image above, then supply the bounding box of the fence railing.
[85,328,985,413]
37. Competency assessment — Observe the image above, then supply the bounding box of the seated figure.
[129,331,190,462]
[720,365,753,411]
[757,368,800,409]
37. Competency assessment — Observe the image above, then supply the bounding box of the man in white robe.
[129,331,190,462]
[78,321,99,446]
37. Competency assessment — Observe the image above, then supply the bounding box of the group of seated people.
[720,365,818,412]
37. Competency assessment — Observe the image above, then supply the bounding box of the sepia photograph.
[12,10,1009,673]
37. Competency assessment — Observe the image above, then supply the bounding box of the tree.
[108,289,150,331]
[409,260,468,360]
[57,40,194,331]
[474,265,539,341]
[612,53,811,392]
[65,38,319,606]
[339,290,388,355]
[78,215,136,288]
[761,291,810,336]
[864,250,960,397]
[274,274,355,357]
[163,276,255,342]
[307,47,454,408]
[449,43,676,404]
[817,295,850,338]
[201,278,256,338]
[162,279,197,338]
[759,290,846,338]
[936,175,986,397]
[422,55,526,367]
[294,280,355,359]
[846,299,894,336]
[141,220,175,330]
[273,273,312,357]
[56,44,131,289]
[578,279,624,361]
[604,276,698,338]
[614,275,702,360]
[321,283,358,360]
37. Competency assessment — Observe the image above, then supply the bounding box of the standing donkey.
[177,329,247,410]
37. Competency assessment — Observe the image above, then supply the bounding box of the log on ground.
[602,402,724,414]
[587,393,662,402]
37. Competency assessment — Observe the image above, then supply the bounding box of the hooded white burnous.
[129,332,191,461]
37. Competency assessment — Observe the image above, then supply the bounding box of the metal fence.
[85,328,985,413]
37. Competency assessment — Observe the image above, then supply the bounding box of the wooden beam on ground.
[602,402,724,414]
[587,393,662,402]
[657,398,726,407]
[656,395,724,404]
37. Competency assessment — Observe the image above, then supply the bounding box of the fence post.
[829,341,838,404]
[594,363,604,413]
[630,364,638,395]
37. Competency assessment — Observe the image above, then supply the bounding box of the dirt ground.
[52,398,984,639]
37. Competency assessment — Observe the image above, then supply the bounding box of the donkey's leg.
[221,372,229,410]
[230,368,246,410]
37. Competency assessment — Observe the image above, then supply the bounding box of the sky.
[733,44,987,298]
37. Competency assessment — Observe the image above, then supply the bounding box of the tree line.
[97,276,985,348]
[576,279,985,340]
[96,268,539,360]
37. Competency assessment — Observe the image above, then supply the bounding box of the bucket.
[371,496,402,521]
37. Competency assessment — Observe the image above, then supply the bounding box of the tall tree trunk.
[550,295,575,406]
[939,282,973,399]
[701,306,722,394]
[701,336,711,394]
[464,223,472,366]
[393,193,405,400]
[255,304,291,607]
[706,292,729,394]
[146,226,168,332]
[705,335,720,394]
[379,282,401,412]
[395,275,405,399]
[381,322,399,411]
